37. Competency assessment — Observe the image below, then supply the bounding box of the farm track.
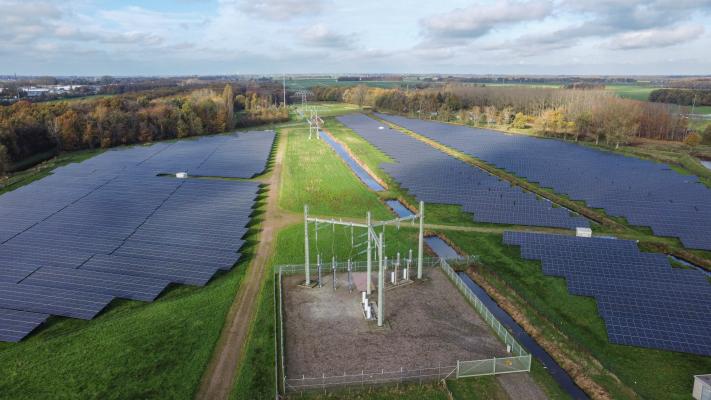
[196,129,299,400]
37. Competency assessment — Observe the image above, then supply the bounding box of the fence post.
[456,360,460,379]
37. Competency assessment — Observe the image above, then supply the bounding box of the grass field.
[286,79,415,90]
[606,84,655,101]
[293,102,362,118]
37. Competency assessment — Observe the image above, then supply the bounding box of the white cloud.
[238,0,326,21]
[607,24,705,49]
[299,23,356,49]
[421,0,553,42]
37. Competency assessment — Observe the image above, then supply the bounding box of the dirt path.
[196,129,298,400]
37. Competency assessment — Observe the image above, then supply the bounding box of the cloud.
[421,0,553,42]
[0,0,62,44]
[607,24,705,49]
[239,0,325,21]
[298,23,356,49]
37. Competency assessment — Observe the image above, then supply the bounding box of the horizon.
[2,0,710,76]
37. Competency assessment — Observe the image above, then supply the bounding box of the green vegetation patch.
[278,125,392,219]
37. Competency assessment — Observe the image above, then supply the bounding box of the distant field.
[472,82,563,89]
[293,102,361,118]
[286,78,416,90]
[605,84,655,101]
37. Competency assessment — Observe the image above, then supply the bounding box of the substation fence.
[274,257,531,396]
[439,258,530,361]
[275,256,442,275]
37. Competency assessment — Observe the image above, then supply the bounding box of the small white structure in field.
[176,172,188,179]
[378,126,385,130]
[693,374,711,400]
[576,227,592,238]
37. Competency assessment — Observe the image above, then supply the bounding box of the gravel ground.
[283,267,508,378]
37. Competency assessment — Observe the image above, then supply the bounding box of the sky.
[1,0,710,76]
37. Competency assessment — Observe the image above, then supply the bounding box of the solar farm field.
[0,131,275,341]
[337,114,588,230]
[376,114,711,251]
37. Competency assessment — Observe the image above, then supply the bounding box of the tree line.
[649,89,711,107]
[315,84,695,147]
[0,85,288,175]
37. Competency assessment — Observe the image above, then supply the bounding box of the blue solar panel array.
[0,131,274,341]
[377,114,711,250]
[503,231,711,356]
[337,114,587,229]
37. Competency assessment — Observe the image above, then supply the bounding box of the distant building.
[21,87,50,97]
[694,375,711,400]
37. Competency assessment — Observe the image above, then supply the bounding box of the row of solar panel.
[337,114,588,229]
[503,231,711,356]
[378,114,711,250]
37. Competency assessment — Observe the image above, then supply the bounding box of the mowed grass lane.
[278,125,392,220]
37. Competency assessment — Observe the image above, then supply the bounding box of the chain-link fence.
[439,258,530,359]
[275,257,531,396]
[285,364,457,392]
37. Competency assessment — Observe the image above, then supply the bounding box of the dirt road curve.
[196,129,297,400]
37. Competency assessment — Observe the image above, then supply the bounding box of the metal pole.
[304,205,310,285]
[417,201,424,279]
[377,232,384,327]
[332,256,336,291]
[317,254,322,288]
[366,211,372,295]
[348,259,352,293]
[395,252,400,284]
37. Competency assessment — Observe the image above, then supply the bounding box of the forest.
[649,89,711,107]
[315,84,698,147]
[0,85,288,175]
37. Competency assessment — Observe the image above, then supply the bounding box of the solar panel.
[0,308,49,342]
[503,231,711,356]
[337,114,588,229]
[378,114,711,251]
[0,130,273,341]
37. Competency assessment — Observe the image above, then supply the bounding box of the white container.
[576,227,592,238]
[176,172,188,179]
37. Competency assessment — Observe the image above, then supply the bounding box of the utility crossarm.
[303,201,425,328]
[305,217,368,229]
[371,213,420,227]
